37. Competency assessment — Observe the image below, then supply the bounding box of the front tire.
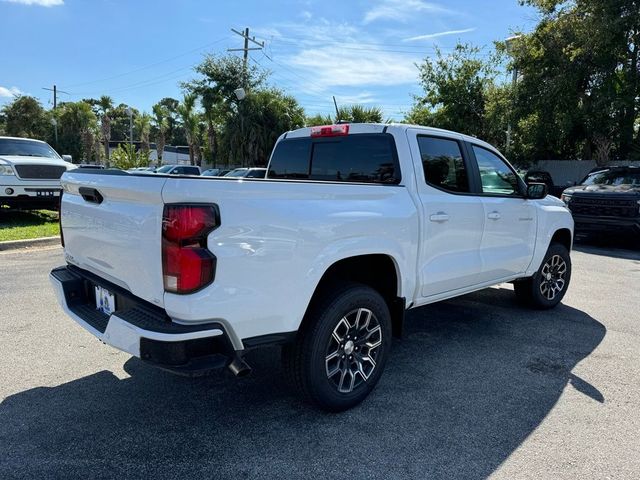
[514,242,571,309]
[282,282,392,412]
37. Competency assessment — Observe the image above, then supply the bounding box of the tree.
[305,113,333,126]
[335,105,384,123]
[409,44,499,140]
[109,104,139,142]
[218,88,305,166]
[152,104,168,162]
[184,54,304,166]
[134,113,151,156]
[97,96,113,163]
[200,89,223,166]
[508,0,640,162]
[109,143,150,170]
[183,54,267,106]
[177,93,199,165]
[156,97,186,146]
[55,101,98,162]
[0,96,51,141]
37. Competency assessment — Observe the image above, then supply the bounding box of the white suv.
[0,136,76,210]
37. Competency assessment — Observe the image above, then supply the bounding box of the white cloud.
[286,44,419,89]
[363,0,453,24]
[266,20,423,93]
[0,86,22,98]
[1,0,63,5]
[403,28,476,42]
[336,92,379,105]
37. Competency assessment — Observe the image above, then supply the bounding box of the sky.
[0,0,539,120]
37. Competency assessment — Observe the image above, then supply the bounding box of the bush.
[109,143,150,170]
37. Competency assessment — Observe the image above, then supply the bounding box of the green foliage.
[134,112,152,154]
[109,143,150,170]
[306,105,384,126]
[219,88,305,166]
[54,101,98,162]
[177,93,199,165]
[410,44,500,141]
[152,104,169,160]
[337,105,384,123]
[305,113,333,126]
[155,97,186,145]
[507,0,640,162]
[0,96,52,141]
[184,54,304,167]
[108,104,139,141]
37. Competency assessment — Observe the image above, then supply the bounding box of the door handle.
[487,211,501,220]
[78,187,103,204]
[429,212,450,223]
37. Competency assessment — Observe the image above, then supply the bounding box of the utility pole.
[228,28,264,167]
[42,84,69,149]
[42,84,69,110]
[228,27,265,86]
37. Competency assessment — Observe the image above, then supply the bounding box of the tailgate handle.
[79,187,103,204]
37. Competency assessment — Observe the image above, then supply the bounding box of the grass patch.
[0,209,60,242]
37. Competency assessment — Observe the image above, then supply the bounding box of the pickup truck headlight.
[0,165,15,176]
[560,193,572,204]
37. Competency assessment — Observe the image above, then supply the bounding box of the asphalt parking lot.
[1,243,639,479]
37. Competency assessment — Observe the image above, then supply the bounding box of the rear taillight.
[310,124,350,137]
[162,204,219,294]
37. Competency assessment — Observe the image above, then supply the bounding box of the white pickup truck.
[50,123,573,411]
[0,136,75,209]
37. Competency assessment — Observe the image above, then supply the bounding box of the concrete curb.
[0,236,60,251]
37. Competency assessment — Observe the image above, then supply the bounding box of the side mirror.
[526,182,548,199]
[62,154,73,162]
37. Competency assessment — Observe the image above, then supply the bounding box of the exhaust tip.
[228,355,252,378]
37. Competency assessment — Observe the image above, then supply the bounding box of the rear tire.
[282,282,392,412]
[514,242,571,309]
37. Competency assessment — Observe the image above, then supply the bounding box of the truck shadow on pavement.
[1,287,605,480]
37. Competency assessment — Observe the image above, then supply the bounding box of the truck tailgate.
[60,171,167,307]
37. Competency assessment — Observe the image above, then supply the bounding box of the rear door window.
[417,136,469,193]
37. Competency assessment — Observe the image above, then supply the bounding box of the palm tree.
[97,96,113,164]
[135,113,151,156]
[177,93,198,165]
[152,104,168,163]
[201,90,220,167]
[335,105,383,123]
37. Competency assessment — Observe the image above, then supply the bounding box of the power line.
[70,64,196,97]
[60,37,229,89]
[228,27,264,83]
[42,84,69,109]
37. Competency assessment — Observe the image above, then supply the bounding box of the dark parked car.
[561,166,640,237]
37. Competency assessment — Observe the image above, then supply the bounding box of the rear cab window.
[268,133,401,184]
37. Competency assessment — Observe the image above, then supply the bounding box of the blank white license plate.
[95,285,116,315]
